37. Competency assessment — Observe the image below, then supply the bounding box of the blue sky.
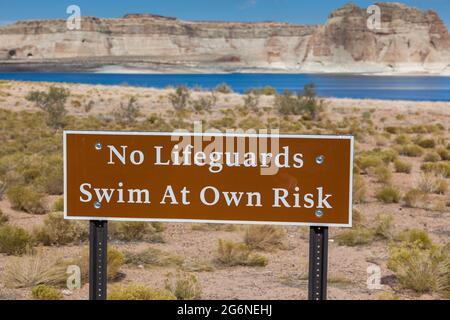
[1,0,450,28]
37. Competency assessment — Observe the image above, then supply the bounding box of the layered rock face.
[0,2,449,73]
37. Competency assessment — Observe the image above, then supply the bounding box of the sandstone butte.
[1,2,450,74]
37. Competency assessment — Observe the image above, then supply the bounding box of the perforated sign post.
[64,131,353,300]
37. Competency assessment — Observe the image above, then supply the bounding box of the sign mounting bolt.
[315,210,324,218]
[94,201,101,209]
[95,143,102,150]
[315,155,325,165]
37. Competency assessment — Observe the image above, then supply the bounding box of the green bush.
[113,96,141,125]
[26,86,70,129]
[52,197,64,212]
[7,185,47,214]
[34,156,63,195]
[275,84,324,120]
[394,160,412,174]
[191,93,216,113]
[31,285,63,300]
[246,86,277,96]
[0,224,33,255]
[165,271,202,300]
[372,166,392,184]
[387,243,444,293]
[415,138,436,149]
[397,229,432,250]
[216,239,268,267]
[76,246,124,283]
[403,188,427,208]
[109,221,164,242]
[355,155,383,174]
[424,152,441,163]
[33,212,87,246]
[214,83,233,94]
[437,148,450,161]
[421,162,450,178]
[373,213,394,240]
[108,284,176,300]
[335,227,374,246]
[244,225,287,251]
[352,174,367,203]
[376,186,401,204]
[399,144,424,157]
[169,86,191,110]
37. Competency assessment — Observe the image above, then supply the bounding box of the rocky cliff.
[1,2,449,74]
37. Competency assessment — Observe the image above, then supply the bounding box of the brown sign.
[64,131,353,227]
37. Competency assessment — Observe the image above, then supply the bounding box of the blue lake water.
[1,72,450,101]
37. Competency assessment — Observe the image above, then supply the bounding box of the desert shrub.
[415,138,436,149]
[417,172,448,194]
[246,86,277,96]
[352,174,367,203]
[77,247,124,282]
[214,83,233,94]
[216,239,267,267]
[379,149,398,164]
[394,134,410,145]
[335,227,374,246]
[192,93,216,113]
[0,224,33,255]
[31,285,63,300]
[424,152,441,163]
[372,165,392,184]
[376,186,401,204]
[169,86,191,110]
[385,126,400,134]
[421,162,450,178]
[113,96,141,125]
[394,160,412,174]
[26,86,70,129]
[33,212,87,246]
[351,209,364,227]
[209,118,236,130]
[165,271,202,300]
[181,259,215,272]
[7,185,47,214]
[403,188,427,208]
[387,243,444,293]
[244,225,287,251]
[397,229,432,250]
[109,221,164,242]
[108,284,176,300]
[243,93,260,111]
[3,250,66,288]
[373,213,394,240]
[437,148,450,161]
[107,247,125,280]
[399,144,423,157]
[124,247,183,267]
[35,156,63,195]
[355,155,383,174]
[52,197,64,212]
[275,84,324,120]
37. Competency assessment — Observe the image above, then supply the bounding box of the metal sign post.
[89,220,108,300]
[308,226,329,300]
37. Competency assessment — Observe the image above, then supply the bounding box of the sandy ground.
[0,80,449,300]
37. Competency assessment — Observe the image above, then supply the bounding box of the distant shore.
[1,60,450,76]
